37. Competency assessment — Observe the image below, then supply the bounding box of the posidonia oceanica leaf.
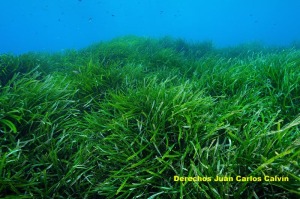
[0,119,17,133]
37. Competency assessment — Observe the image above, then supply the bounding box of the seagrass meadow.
[0,36,300,198]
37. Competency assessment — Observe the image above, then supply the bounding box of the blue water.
[1,0,300,54]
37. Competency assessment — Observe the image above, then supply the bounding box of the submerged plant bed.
[0,36,299,198]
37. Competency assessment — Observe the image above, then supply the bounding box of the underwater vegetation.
[0,36,300,198]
